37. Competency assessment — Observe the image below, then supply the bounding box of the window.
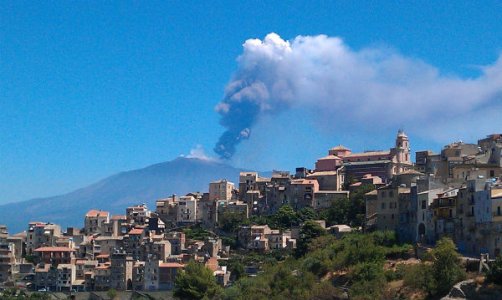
[381,202,386,209]
[498,207,501,216]
[421,200,426,209]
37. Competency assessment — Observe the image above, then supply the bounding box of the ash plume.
[214,33,502,159]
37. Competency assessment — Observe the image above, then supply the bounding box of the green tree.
[107,288,118,300]
[371,230,398,247]
[349,261,386,300]
[404,238,465,296]
[35,293,51,300]
[307,235,337,253]
[174,261,222,299]
[322,197,350,225]
[218,211,248,234]
[331,234,385,268]
[0,288,49,300]
[431,238,466,296]
[347,184,375,227]
[183,224,211,240]
[298,207,317,222]
[309,280,346,300]
[403,263,435,295]
[274,205,300,229]
[296,220,327,257]
[249,215,271,226]
[302,255,328,276]
[487,255,502,284]
[223,259,245,281]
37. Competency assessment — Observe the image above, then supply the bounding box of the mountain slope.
[0,157,247,233]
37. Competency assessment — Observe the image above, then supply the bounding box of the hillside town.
[2,130,502,298]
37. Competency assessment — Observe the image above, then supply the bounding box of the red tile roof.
[129,228,144,235]
[317,155,342,161]
[95,264,110,270]
[159,262,184,268]
[330,145,350,151]
[86,210,110,218]
[34,247,75,252]
[345,151,390,158]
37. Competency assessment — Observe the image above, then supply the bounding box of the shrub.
[431,238,466,296]
[403,263,435,293]
[349,261,386,300]
[302,256,328,277]
[487,255,502,284]
[174,261,222,299]
[107,288,118,300]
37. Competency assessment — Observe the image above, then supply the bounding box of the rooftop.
[317,155,342,161]
[397,169,425,176]
[330,145,350,151]
[345,150,390,158]
[492,189,502,199]
[34,247,75,252]
[86,210,110,218]
[291,179,317,185]
[110,215,127,221]
[159,262,184,268]
[128,228,144,235]
[308,171,338,176]
[344,160,392,166]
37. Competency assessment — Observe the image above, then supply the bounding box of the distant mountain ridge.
[0,157,249,233]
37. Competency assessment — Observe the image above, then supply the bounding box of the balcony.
[436,199,455,208]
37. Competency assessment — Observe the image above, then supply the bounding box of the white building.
[177,196,197,224]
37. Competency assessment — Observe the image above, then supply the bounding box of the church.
[315,130,414,184]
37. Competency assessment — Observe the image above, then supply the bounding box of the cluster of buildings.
[365,133,502,258]
[0,203,232,292]
[0,131,412,293]
[2,130,502,292]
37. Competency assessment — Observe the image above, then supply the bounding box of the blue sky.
[1,1,502,204]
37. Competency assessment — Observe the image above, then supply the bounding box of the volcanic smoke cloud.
[214,33,502,159]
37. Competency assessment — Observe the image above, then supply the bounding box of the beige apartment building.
[209,179,234,201]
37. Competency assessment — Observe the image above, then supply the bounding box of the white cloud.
[183,145,219,162]
[215,33,502,157]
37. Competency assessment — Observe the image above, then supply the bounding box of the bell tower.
[395,129,411,165]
